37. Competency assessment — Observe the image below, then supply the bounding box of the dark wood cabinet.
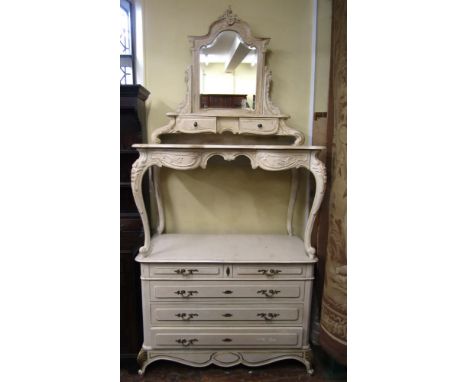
[120,85,150,357]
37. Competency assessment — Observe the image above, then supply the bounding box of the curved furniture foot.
[137,348,314,375]
[137,348,148,375]
[303,348,314,375]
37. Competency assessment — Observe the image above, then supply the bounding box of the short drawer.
[176,117,216,133]
[149,280,304,301]
[150,327,303,348]
[148,264,223,279]
[239,118,278,134]
[151,303,303,326]
[232,264,311,279]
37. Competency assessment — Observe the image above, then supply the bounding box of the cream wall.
[142,0,321,236]
[314,0,332,112]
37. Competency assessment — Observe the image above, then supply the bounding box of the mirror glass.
[199,31,257,110]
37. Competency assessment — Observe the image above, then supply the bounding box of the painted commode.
[131,7,326,375]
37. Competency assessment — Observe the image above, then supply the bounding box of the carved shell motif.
[150,151,201,170]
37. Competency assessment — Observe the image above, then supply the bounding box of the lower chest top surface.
[136,233,312,264]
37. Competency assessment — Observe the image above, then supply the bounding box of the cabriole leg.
[137,348,148,375]
[131,151,151,255]
[304,152,327,260]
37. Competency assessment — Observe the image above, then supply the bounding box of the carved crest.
[218,6,240,26]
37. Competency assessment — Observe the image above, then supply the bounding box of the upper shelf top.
[132,144,326,150]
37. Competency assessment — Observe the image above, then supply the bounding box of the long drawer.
[150,303,303,326]
[149,327,303,348]
[232,264,311,279]
[149,280,305,301]
[148,264,223,279]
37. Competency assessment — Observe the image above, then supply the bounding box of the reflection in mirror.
[199,31,257,110]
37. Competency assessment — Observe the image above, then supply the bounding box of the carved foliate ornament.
[218,6,240,26]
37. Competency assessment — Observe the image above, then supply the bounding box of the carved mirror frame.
[176,7,281,116]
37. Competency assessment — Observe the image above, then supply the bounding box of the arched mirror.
[184,6,271,115]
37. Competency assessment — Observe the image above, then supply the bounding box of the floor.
[120,347,347,381]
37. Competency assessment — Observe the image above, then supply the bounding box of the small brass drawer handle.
[193,121,198,127]
[257,289,281,297]
[257,312,280,320]
[257,123,263,128]
[258,269,282,276]
[222,338,233,342]
[175,313,199,320]
[176,338,198,347]
[175,290,198,297]
[174,268,199,275]
[222,290,233,294]
[222,313,232,317]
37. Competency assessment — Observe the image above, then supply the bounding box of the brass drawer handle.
[257,289,281,297]
[222,313,232,317]
[257,312,280,320]
[258,269,282,276]
[174,268,199,275]
[222,290,233,294]
[222,338,232,342]
[175,313,199,320]
[176,338,198,347]
[174,290,198,297]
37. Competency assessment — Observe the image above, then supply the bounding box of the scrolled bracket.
[175,66,192,114]
[277,119,305,145]
[263,67,281,116]
[150,116,176,144]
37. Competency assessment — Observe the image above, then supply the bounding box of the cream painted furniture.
[132,8,326,375]
[132,144,326,374]
[150,6,305,145]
